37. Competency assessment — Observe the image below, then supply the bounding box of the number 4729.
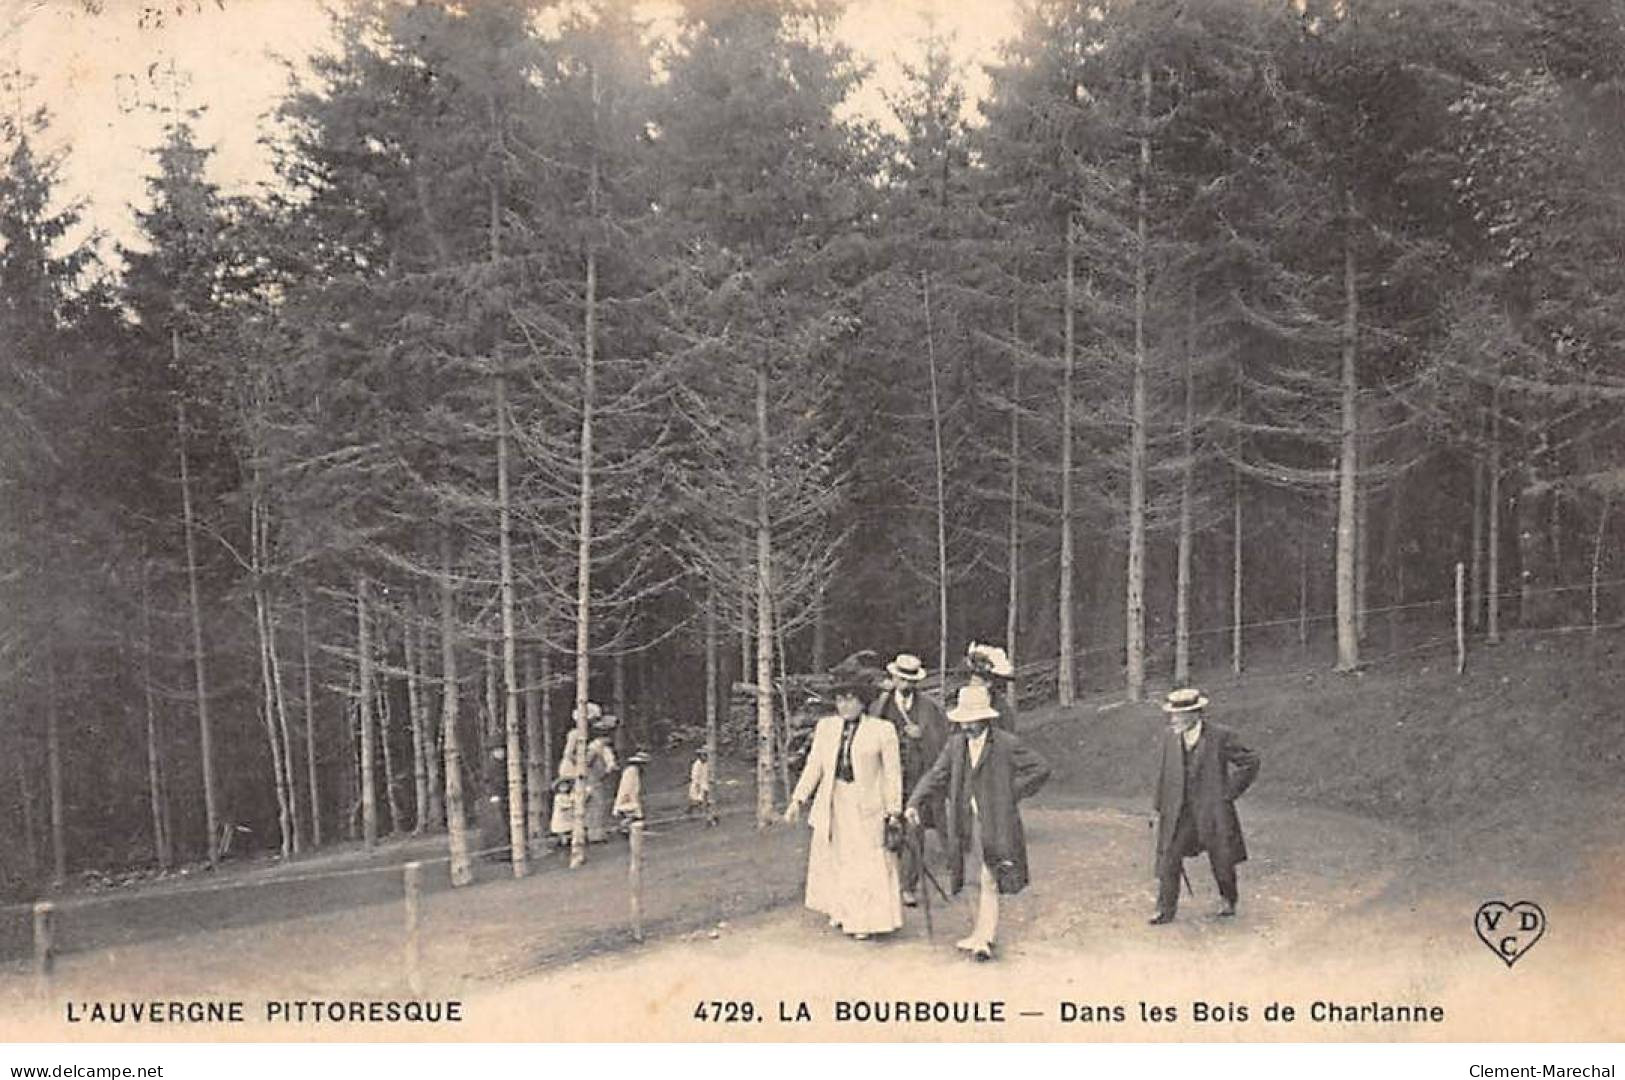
[693,1000,757,1022]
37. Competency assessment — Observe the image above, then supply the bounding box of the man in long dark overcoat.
[1149,687,1261,924]
[906,683,1050,959]
[874,653,950,906]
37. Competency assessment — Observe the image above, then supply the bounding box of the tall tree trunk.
[356,573,378,846]
[704,587,719,809]
[46,656,66,887]
[539,646,554,792]
[739,542,753,688]
[1355,467,1369,643]
[1125,56,1151,704]
[176,390,218,867]
[265,580,301,855]
[481,647,497,771]
[1174,288,1195,686]
[1232,470,1243,676]
[269,604,301,856]
[422,613,441,830]
[1334,192,1361,672]
[1470,448,1485,631]
[772,592,793,802]
[346,681,360,842]
[1488,386,1503,645]
[524,646,545,848]
[922,271,950,681]
[140,559,172,869]
[405,611,430,834]
[250,487,292,860]
[439,528,473,885]
[613,651,628,727]
[495,373,529,878]
[569,82,602,865]
[378,653,404,835]
[811,584,827,675]
[1057,216,1078,706]
[254,590,292,859]
[301,592,322,848]
[754,362,777,827]
[1006,307,1022,662]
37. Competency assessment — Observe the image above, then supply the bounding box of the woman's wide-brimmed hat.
[1162,687,1209,714]
[825,656,881,700]
[572,701,603,724]
[965,641,1015,680]
[627,750,651,765]
[694,745,710,757]
[886,653,928,683]
[947,683,1001,724]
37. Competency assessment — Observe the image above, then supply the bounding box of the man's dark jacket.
[875,687,950,830]
[908,727,1051,896]
[1152,721,1260,870]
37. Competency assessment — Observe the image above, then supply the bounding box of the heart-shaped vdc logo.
[1475,901,1547,967]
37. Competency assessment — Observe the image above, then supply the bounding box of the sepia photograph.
[1,0,1623,1049]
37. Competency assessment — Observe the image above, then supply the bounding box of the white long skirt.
[804,780,903,935]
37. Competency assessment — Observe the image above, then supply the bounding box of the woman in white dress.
[558,702,618,843]
[785,670,904,939]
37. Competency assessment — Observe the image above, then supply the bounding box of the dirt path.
[6,792,1620,1042]
[0,801,807,1008]
[466,797,1623,1043]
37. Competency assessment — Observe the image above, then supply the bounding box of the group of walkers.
[783,643,1265,959]
[544,702,716,849]
[532,638,1264,960]
[785,644,1051,961]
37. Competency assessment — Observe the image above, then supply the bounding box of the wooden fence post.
[33,900,55,997]
[1456,562,1467,676]
[403,861,423,994]
[629,821,645,943]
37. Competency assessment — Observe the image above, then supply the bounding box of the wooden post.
[1455,562,1467,676]
[33,900,55,997]
[628,820,644,943]
[403,861,423,994]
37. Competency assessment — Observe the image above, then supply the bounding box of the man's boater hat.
[1162,687,1209,714]
[887,653,928,683]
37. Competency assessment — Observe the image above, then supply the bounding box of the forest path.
[4,790,1619,1041]
[0,796,1390,1013]
[469,795,1625,1042]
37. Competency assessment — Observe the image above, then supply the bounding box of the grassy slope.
[1019,631,1625,876]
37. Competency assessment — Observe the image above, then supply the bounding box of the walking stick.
[1148,815,1157,878]
[1153,814,1194,897]
[913,824,934,941]
[909,818,952,940]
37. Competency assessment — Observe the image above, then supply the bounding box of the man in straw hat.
[905,682,1050,960]
[875,653,950,906]
[1149,688,1261,924]
[614,750,650,833]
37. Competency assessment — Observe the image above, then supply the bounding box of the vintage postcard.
[2,0,1623,1047]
